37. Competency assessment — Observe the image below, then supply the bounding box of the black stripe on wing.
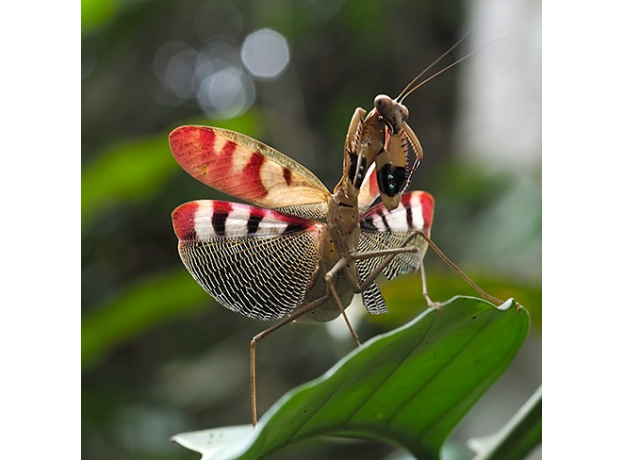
[356,192,433,314]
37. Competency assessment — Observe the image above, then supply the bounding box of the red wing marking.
[169,126,330,213]
[241,151,268,199]
[171,201,200,241]
[417,192,434,232]
[172,200,323,243]
[221,139,237,156]
[360,191,434,235]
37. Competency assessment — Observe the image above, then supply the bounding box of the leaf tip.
[171,425,254,458]
[495,298,517,312]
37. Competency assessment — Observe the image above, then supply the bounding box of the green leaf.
[172,296,530,460]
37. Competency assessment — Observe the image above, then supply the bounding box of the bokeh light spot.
[241,28,290,79]
[196,60,255,119]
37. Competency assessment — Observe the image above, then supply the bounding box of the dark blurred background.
[82,0,541,459]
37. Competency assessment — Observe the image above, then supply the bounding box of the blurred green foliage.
[81,0,119,34]
[82,135,173,227]
[82,270,207,367]
[82,1,541,459]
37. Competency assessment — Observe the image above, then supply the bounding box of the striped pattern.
[172,200,319,241]
[361,282,388,315]
[356,191,434,315]
[172,200,324,321]
[359,191,433,234]
[170,126,330,219]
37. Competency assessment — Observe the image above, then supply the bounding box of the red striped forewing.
[169,126,330,218]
